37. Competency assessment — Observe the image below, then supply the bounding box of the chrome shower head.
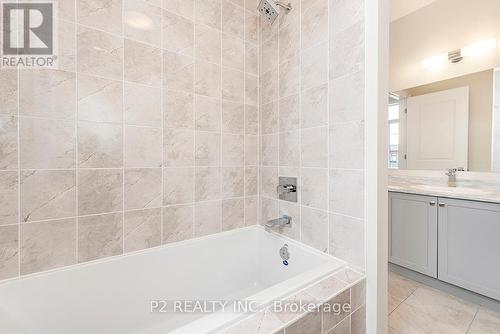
[258,0,292,25]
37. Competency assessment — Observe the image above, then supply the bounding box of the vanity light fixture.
[421,38,497,70]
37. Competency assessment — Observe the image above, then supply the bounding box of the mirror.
[388,0,500,172]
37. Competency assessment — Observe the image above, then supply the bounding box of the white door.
[406,87,469,170]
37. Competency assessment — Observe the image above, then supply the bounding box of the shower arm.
[274,1,292,11]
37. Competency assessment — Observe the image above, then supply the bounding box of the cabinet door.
[438,198,500,300]
[389,192,438,277]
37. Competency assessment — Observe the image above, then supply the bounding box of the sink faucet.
[446,168,457,187]
[265,215,292,232]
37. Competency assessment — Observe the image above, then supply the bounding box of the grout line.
[160,2,165,246]
[74,0,79,265]
[121,1,126,254]
[219,0,224,234]
[16,3,21,277]
[326,0,331,255]
[192,0,197,239]
[466,308,479,334]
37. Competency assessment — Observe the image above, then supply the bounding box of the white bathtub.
[0,226,345,334]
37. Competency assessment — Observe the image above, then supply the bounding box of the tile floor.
[388,271,500,334]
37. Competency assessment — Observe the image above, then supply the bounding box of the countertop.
[388,183,500,204]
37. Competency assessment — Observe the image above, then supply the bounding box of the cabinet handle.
[429,201,436,206]
[439,203,446,207]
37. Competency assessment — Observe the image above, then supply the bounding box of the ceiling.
[391,0,439,22]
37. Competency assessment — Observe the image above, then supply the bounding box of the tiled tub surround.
[388,169,500,203]
[258,0,366,270]
[0,226,362,334]
[0,0,260,280]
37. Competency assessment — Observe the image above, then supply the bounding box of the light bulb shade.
[461,38,497,57]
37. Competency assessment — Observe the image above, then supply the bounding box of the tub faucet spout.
[265,215,292,232]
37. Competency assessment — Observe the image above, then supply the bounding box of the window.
[388,96,400,168]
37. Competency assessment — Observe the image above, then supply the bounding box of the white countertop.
[388,183,500,204]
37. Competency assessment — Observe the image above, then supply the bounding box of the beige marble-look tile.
[301,127,328,168]
[20,218,76,275]
[0,70,18,116]
[57,20,77,72]
[124,208,161,253]
[245,135,258,166]
[0,171,18,226]
[78,121,123,168]
[195,61,221,98]
[195,24,221,64]
[78,213,123,262]
[279,18,300,63]
[261,134,279,166]
[0,225,18,280]
[245,166,258,196]
[222,134,244,167]
[261,166,278,199]
[124,39,162,86]
[278,201,301,240]
[306,276,349,304]
[162,9,194,56]
[163,51,194,93]
[124,0,162,47]
[19,70,76,119]
[163,204,194,243]
[20,170,76,223]
[222,101,244,134]
[389,286,478,334]
[469,308,500,334]
[279,94,299,132]
[261,101,279,134]
[164,167,195,205]
[329,169,364,219]
[351,305,366,334]
[351,280,366,311]
[286,311,321,334]
[195,0,221,30]
[333,268,364,285]
[244,196,258,226]
[245,43,259,76]
[222,198,244,231]
[332,21,364,79]
[244,11,259,45]
[125,83,161,127]
[221,0,244,38]
[322,288,351,333]
[222,34,244,72]
[279,131,299,167]
[195,95,221,132]
[388,272,420,314]
[301,207,328,252]
[20,118,76,169]
[124,168,162,210]
[0,116,17,170]
[78,169,123,216]
[301,0,328,49]
[221,167,244,198]
[222,68,245,103]
[219,309,284,334]
[164,90,194,129]
[78,74,123,123]
[245,104,259,135]
[330,121,365,170]
[330,0,363,35]
[77,26,124,81]
[260,68,278,105]
[301,43,328,91]
[194,201,221,237]
[195,132,220,166]
[330,70,364,123]
[163,0,194,20]
[124,126,162,168]
[164,129,194,166]
[301,84,328,128]
[279,56,300,98]
[245,73,259,106]
[77,0,122,34]
[261,34,279,75]
[301,168,328,209]
[329,214,365,269]
[260,196,278,223]
[326,316,350,334]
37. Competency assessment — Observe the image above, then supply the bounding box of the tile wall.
[258,0,366,270]
[0,0,260,280]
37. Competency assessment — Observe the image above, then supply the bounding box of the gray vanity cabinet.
[438,198,500,300]
[389,192,438,277]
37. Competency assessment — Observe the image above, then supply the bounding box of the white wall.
[390,0,500,91]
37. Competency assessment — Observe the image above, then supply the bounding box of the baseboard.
[389,263,500,314]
